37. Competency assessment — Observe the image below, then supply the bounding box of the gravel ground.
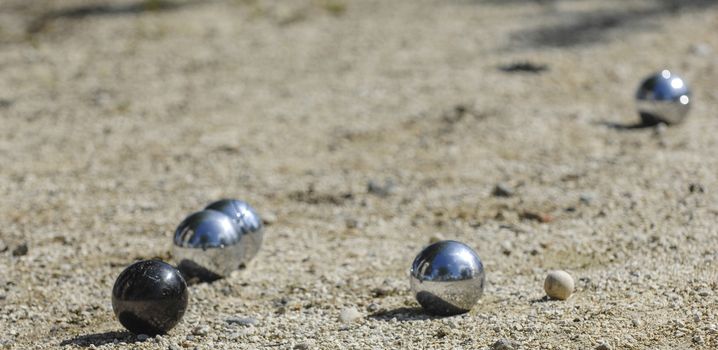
[1,0,717,349]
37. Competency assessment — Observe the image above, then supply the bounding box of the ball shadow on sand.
[60,331,134,347]
[27,0,206,34]
[596,116,666,131]
[510,0,718,48]
[529,295,553,304]
[176,259,224,285]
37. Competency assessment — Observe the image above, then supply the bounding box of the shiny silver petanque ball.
[636,70,691,125]
[172,202,262,282]
[410,240,485,316]
[204,199,263,261]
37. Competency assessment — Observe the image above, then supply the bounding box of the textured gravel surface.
[1,0,717,349]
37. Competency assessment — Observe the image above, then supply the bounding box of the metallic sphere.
[204,199,263,262]
[636,70,691,125]
[410,240,485,316]
[172,210,246,281]
[112,260,188,335]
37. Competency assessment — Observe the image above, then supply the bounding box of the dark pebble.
[225,317,258,327]
[12,243,28,257]
[492,339,518,350]
[689,183,705,193]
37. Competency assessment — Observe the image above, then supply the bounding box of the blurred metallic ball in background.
[172,209,246,281]
[636,70,691,125]
[205,199,263,262]
[410,240,485,316]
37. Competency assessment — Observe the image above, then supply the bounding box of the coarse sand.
[0,0,717,349]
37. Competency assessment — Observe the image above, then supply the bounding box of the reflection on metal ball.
[172,210,245,281]
[204,199,263,262]
[636,70,691,125]
[410,240,485,316]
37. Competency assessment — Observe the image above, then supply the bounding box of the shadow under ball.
[410,240,485,316]
[172,209,247,281]
[204,199,263,262]
[112,260,188,335]
[636,70,691,125]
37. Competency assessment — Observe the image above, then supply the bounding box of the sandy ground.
[1,0,717,348]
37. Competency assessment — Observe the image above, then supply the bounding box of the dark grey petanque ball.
[410,240,485,316]
[636,70,691,125]
[112,260,188,335]
[172,200,263,282]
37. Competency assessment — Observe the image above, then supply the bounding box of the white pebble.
[339,307,362,323]
[192,325,210,336]
[544,270,574,300]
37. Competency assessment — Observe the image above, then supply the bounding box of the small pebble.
[366,303,379,312]
[136,334,149,341]
[192,326,209,336]
[579,194,594,205]
[262,212,277,226]
[520,211,553,223]
[339,307,362,323]
[367,179,394,197]
[544,270,574,300]
[12,243,28,257]
[491,338,518,350]
[500,241,513,256]
[435,327,451,338]
[595,343,612,350]
[492,183,514,197]
[345,218,360,229]
[225,317,258,327]
[689,183,705,193]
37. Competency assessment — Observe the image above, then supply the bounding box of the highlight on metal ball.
[172,209,246,282]
[409,240,485,316]
[635,69,691,125]
[204,199,263,262]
